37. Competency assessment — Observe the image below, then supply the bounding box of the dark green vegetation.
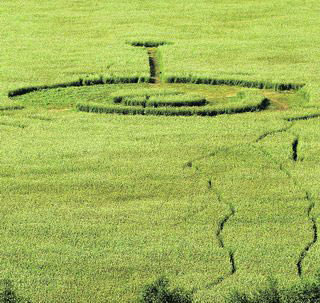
[1,0,320,302]
[0,280,30,303]
[140,274,320,303]
[227,275,320,303]
[139,277,193,303]
[128,41,171,48]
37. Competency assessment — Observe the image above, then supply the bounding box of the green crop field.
[1,1,320,302]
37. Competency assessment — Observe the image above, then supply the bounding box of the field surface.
[1,1,320,302]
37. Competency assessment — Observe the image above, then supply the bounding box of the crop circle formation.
[7,41,305,116]
[76,87,270,117]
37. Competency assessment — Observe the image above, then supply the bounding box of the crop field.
[1,0,320,302]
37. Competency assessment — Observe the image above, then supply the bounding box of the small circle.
[111,88,207,108]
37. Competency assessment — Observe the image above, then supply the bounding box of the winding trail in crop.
[255,121,319,278]
[206,187,236,289]
[176,147,236,227]
[255,123,294,142]
[296,192,318,277]
[286,113,320,122]
[171,144,240,226]
[215,194,235,250]
[176,146,238,229]
[182,148,238,290]
[182,145,239,169]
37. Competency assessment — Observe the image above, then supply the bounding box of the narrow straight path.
[147,48,161,84]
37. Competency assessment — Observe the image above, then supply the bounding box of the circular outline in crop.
[6,41,305,116]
